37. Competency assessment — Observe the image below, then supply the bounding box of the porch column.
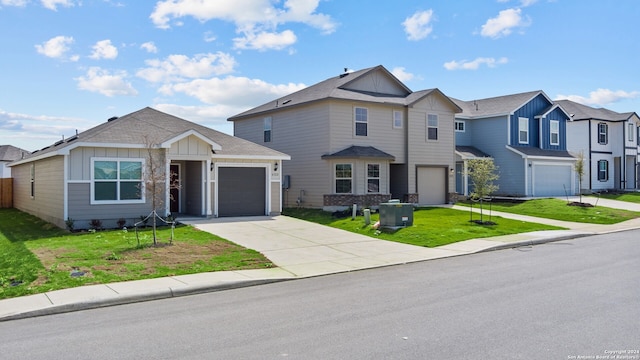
[206,159,212,216]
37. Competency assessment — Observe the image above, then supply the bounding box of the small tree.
[467,158,499,224]
[574,151,585,203]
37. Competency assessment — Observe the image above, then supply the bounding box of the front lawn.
[0,208,272,300]
[283,207,563,248]
[459,198,640,224]
[593,192,640,204]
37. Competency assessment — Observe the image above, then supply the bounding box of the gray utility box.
[379,202,414,228]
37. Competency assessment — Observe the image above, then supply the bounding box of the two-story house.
[452,90,576,197]
[229,65,462,211]
[0,145,29,178]
[556,99,639,192]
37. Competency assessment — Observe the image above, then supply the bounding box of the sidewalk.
[2,196,639,322]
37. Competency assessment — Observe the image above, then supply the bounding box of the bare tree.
[467,158,499,224]
[574,151,585,203]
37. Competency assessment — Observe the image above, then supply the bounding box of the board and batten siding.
[12,156,65,228]
[566,121,591,190]
[169,135,211,158]
[342,71,409,96]
[234,102,331,208]
[510,94,551,147]
[539,107,568,151]
[68,147,145,181]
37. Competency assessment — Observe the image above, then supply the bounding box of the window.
[550,120,559,145]
[92,158,144,203]
[597,160,608,181]
[628,123,634,142]
[335,164,352,193]
[455,120,465,132]
[367,164,380,193]
[393,110,403,129]
[427,114,438,140]
[518,117,529,144]
[263,117,272,143]
[355,107,368,136]
[30,163,35,198]
[598,123,608,144]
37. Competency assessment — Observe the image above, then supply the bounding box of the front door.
[170,164,180,213]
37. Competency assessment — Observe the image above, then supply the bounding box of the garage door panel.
[533,164,571,197]
[218,167,265,216]
[417,167,446,205]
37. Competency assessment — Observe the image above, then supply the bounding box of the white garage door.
[533,164,572,197]
[417,167,446,205]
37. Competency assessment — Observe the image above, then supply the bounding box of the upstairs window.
[367,164,380,193]
[393,110,403,129]
[335,164,352,193]
[263,117,272,143]
[598,160,608,181]
[518,117,529,144]
[92,158,144,204]
[628,123,634,142]
[550,120,559,145]
[427,114,438,140]
[455,120,465,132]
[598,123,608,144]
[355,107,368,136]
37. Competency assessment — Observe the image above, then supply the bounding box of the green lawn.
[283,207,564,248]
[459,198,640,224]
[593,192,640,204]
[0,208,272,300]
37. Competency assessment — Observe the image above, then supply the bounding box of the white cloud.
[159,76,306,107]
[555,89,640,106]
[480,8,530,38]
[391,67,414,82]
[35,35,78,60]
[520,0,538,7]
[41,0,75,11]
[233,30,297,51]
[89,39,118,60]
[140,41,158,53]
[0,0,28,6]
[75,67,138,97]
[137,52,237,83]
[402,10,434,41]
[203,31,216,42]
[443,57,509,70]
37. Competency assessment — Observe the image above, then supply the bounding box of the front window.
[335,164,352,193]
[263,117,272,143]
[550,120,559,145]
[393,110,403,129]
[455,120,465,132]
[92,158,144,203]
[598,123,608,144]
[598,160,608,181]
[518,117,529,144]
[628,123,634,142]
[427,114,438,140]
[355,107,368,136]
[367,164,380,193]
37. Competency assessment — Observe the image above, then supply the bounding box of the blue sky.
[1,0,639,151]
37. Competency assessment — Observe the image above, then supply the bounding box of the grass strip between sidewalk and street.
[283,207,564,248]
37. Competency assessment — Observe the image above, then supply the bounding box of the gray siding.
[69,147,144,181]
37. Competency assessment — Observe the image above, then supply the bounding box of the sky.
[1,0,639,152]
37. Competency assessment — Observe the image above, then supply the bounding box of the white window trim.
[354,107,368,137]
[263,117,272,143]
[518,117,529,144]
[366,163,381,194]
[628,123,634,142]
[334,163,353,194]
[597,159,608,181]
[455,120,465,133]
[598,123,608,145]
[550,120,559,146]
[393,110,403,129]
[91,157,146,205]
[427,114,438,141]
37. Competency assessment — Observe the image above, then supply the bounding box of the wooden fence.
[0,178,12,208]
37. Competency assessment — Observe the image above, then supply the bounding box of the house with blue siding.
[452,90,577,197]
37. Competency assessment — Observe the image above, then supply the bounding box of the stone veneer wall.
[323,194,392,208]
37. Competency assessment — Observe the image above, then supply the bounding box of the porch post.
[206,159,212,216]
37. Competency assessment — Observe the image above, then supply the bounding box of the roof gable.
[339,66,411,96]
[555,99,637,122]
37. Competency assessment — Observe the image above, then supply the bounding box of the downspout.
[588,121,592,190]
[63,154,69,224]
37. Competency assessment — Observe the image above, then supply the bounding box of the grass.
[593,192,640,204]
[459,198,640,224]
[0,208,272,300]
[283,207,564,248]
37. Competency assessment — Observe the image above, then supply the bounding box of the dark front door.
[170,164,180,213]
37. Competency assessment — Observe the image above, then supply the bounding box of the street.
[1,230,638,359]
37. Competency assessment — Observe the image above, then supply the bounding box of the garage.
[218,167,266,216]
[532,164,572,197]
[417,167,446,205]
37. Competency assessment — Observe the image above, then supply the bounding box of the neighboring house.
[0,145,29,178]
[452,90,576,197]
[556,99,640,192]
[9,107,290,229]
[229,65,462,210]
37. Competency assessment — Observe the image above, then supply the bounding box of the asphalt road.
[1,230,638,359]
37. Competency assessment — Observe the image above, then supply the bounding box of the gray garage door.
[218,167,266,216]
[417,167,446,205]
[533,164,572,197]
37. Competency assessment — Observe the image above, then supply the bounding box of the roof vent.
[107,116,118,122]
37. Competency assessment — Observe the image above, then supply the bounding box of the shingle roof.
[456,146,491,159]
[452,90,547,118]
[0,145,29,162]
[508,146,575,159]
[321,145,395,160]
[555,99,637,122]
[229,65,461,120]
[16,107,288,164]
